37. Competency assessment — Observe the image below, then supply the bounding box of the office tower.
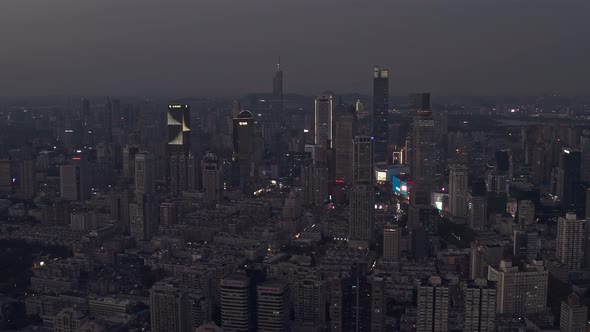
[383,223,401,262]
[334,106,356,184]
[110,188,130,232]
[560,148,582,211]
[551,167,565,200]
[409,92,431,111]
[449,164,469,220]
[232,100,241,118]
[59,163,91,201]
[518,200,535,227]
[293,279,327,326]
[352,136,374,184]
[170,153,199,196]
[0,159,11,193]
[330,264,371,332]
[54,307,87,332]
[122,144,139,178]
[464,279,497,332]
[271,60,283,132]
[167,104,191,155]
[469,193,487,230]
[16,159,35,199]
[134,152,155,196]
[257,281,290,332]
[150,280,187,332]
[408,204,440,235]
[220,275,250,332]
[349,136,375,247]
[411,94,442,180]
[371,277,385,332]
[129,194,157,241]
[282,190,302,220]
[150,278,209,332]
[557,212,584,270]
[314,95,333,149]
[301,160,329,206]
[513,230,541,260]
[560,292,587,332]
[488,260,548,316]
[470,241,504,279]
[202,153,222,202]
[233,110,254,186]
[160,201,179,226]
[373,66,389,162]
[417,276,449,332]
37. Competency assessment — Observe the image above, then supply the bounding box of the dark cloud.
[1,0,589,97]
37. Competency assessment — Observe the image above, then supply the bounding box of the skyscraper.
[334,106,356,184]
[560,292,587,332]
[134,152,155,196]
[272,60,283,130]
[349,136,375,247]
[293,279,327,327]
[59,163,91,201]
[167,104,191,155]
[220,274,251,332]
[560,148,582,211]
[411,93,442,180]
[464,279,497,332]
[372,66,389,162]
[202,153,222,202]
[488,260,548,316]
[257,281,290,332]
[383,223,401,262]
[417,276,449,332]
[518,200,535,227]
[130,194,157,241]
[233,110,254,187]
[314,95,333,149]
[449,164,469,220]
[557,212,584,270]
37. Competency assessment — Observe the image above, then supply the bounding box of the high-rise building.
[16,159,35,199]
[513,230,541,260]
[417,276,449,332]
[220,274,251,332]
[170,153,199,196]
[301,160,329,206]
[202,153,222,202]
[410,93,442,180]
[349,136,375,247]
[130,194,157,241]
[110,188,131,232]
[560,292,587,332]
[160,201,179,226]
[330,264,372,332]
[167,104,191,155]
[470,241,504,280]
[488,260,548,316]
[59,163,91,201]
[150,278,210,332]
[464,279,497,332]
[560,148,582,211]
[518,200,535,227]
[233,110,254,186]
[314,95,333,149]
[257,281,290,332]
[449,164,469,220]
[134,152,155,196]
[557,212,584,270]
[373,66,389,162]
[468,193,487,230]
[383,223,401,262]
[371,277,385,332]
[293,279,327,327]
[334,106,356,184]
[271,60,283,132]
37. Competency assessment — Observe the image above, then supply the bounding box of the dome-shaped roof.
[237,110,253,118]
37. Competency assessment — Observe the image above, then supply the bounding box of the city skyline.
[1,1,590,97]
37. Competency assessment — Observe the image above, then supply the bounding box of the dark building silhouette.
[372,66,389,162]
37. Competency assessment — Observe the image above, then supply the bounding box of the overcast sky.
[1,0,589,98]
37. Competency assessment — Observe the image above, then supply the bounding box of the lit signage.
[239,122,248,126]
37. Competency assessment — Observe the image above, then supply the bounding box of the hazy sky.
[1,0,589,97]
